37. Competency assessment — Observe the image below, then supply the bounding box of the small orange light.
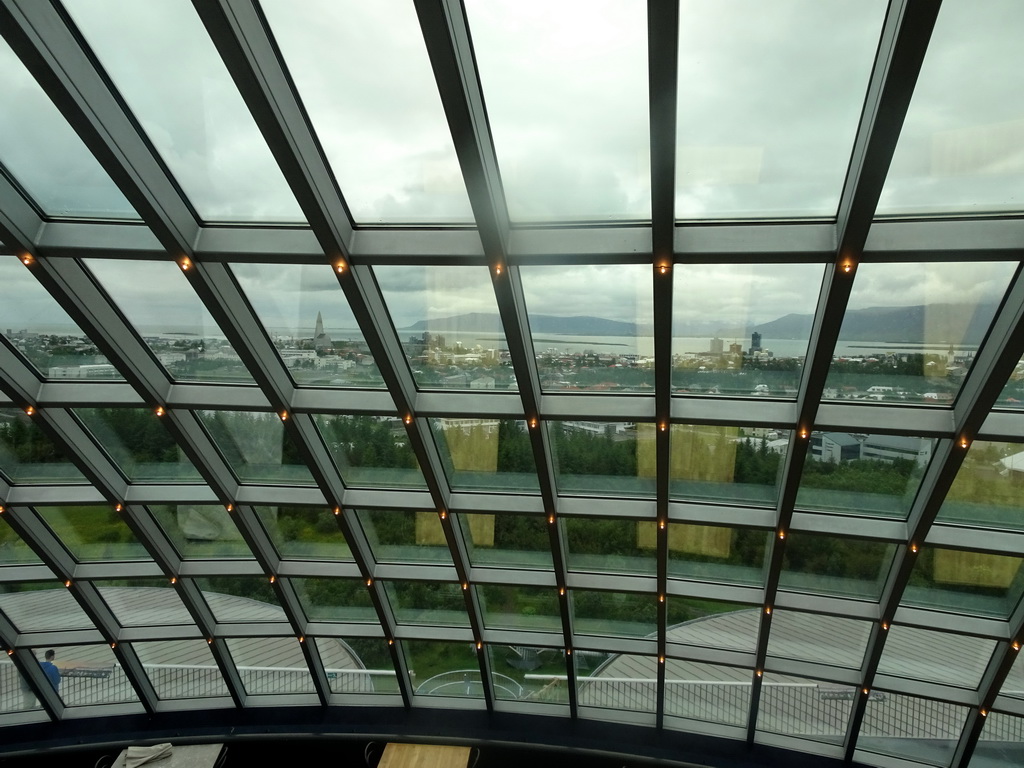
[756,670,763,678]
[366,578,373,587]
[334,507,341,516]
[862,687,869,695]
[566,649,572,656]
[494,264,503,276]
[659,594,665,603]
[799,429,808,439]
[207,638,213,644]
[388,638,394,646]
[64,580,72,588]
[548,514,555,524]
[6,649,13,656]
[179,258,191,272]
[439,510,447,520]
[1014,642,1021,652]
[529,418,537,429]
[115,503,123,513]
[155,406,165,417]
[658,264,669,275]
[110,642,117,650]
[21,254,34,266]
[335,261,346,274]
[24,405,35,416]
[269,575,276,584]
[778,530,786,540]
[659,655,665,663]
[765,606,772,615]
[298,636,304,643]
[882,622,889,631]
[170,577,177,585]
[226,504,234,512]
[659,422,667,432]
[659,520,666,530]
[476,642,482,650]
[910,544,918,554]
[462,583,468,591]
[981,709,988,717]
[279,410,289,422]
[404,414,413,425]
[0,506,4,514]
[559,587,565,596]
[959,437,970,449]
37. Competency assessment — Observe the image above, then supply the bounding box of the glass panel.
[255,506,352,561]
[147,504,251,560]
[133,639,230,700]
[766,611,871,669]
[823,262,1016,405]
[231,263,384,387]
[903,546,1024,619]
[936,441,1024,530]
[465,0,649,222]
[37,643,140,706]
[858,693,968,767]
[877,625,995,689]
[675,1,885,219]
[549,421,654,497]
[0,582,95,631]
[75,408,202,482]
[63,0,304,223]
[1001,650,1024,701]
[260,0,471,224]
[666,524,771,587]
[877,0,1024,216]
[374,265,516,391]
[458,512,552,571]
[564,518,656,575]
[572,590,656,638]
[86,259,256,384]
[667,600,758,654]
[196,577,287,624]
[0,408,85,483]
[664,661,752,728]
[756,672,851,746]
[430,418,539,493]
[1000,356,1024,408]
[315,637,400,695]
[672,264,824,396]
[314,415,426,489]
[224,637,314,695]
[577,652,658,713]
[0,256,124,379]
[292,578,376,623]
[520,264,653,393]
[356,509,453,566]
[383,581,469,628]
[487,644,568,704]
[796,432,934,519]
[670,424,789,506]
[0,516,41,565]
[0,39,136,218]
[778,533,895,600]
[199,410,315,485]
[1,654,41,712]
[970,713,1024,768]
[36,505,151,562]
[478,584,561,633]
[405,640,483,699]
[97,580,193,627]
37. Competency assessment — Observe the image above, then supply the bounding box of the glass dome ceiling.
[0,1,1022,767]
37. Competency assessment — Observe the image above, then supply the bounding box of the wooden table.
[378,743,471,768]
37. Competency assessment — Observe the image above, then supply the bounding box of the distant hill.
[404,313,640,337]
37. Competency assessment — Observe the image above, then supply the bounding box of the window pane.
[572,589,656,638]
[465,0,649,222]
[458,513,552,571]
[675,1,885,219]
[36,505,151,562]
[405,640,483,700]
[63,0,304,223]
[877,625,995,689]
[823,262,1016,405]
[478,584,561,633]
[38,643,140,707]
[315,637,400,696]
[260,0,471,224]
[196,577,286,624]
[564,518,656,576]
[0,582,95,632]
[779,533,895,600]
[667,600,758,654]
[767,611,871,670]
[314,415,426,489]
[225,637,315,695]
[430,418,539,493]
[76,408,202,482]
[0,408,86,484]
[357,509,453,566]
[292,578,375,623]
[756,672,850,746]
[664,661,752,728]
[858,694,968,767]
[936,441,1024,530]
[672,264,823,396]
[199,410,315,485]
[577,652,657,713]
[133,640,230,700]
[1000,355,1024,408]
[86,259,256,384]
[383,581,469,628]
[148,504,252,560]
[670,425,788,506]
[0,516,41,565]
[487,644,568,705]
[903,546,1024,619]
[255,507,352,561]
[969,713,1024,768]
[374,265,515,391]
[797,432,934,519]
[231,263,384,387]
[0,654,41,712]
[666,524,771,587]
[97,581,193,627]
[550,421,654,497]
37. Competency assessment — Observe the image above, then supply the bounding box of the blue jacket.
[39,661,60,690]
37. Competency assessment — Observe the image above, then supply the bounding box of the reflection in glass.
[357,509,453,566]
[672,264,824,395]
[766,611,871,669]
[405,640,483,699]
[0,515,41,565]
[36,505,150,562]
[0,582,94,632]
[878,0,1024,216]
[664,661,751,727]
[374,265,515,391]
[796,432,933,518]
[858,693,968,767]
[314,415,425,489]
[0,257,123,379]
[255,507,352,561]
[231,263,384,387]
[478,584,561,633]
[196,577,286,624]
[903,546,1024,619]
[823,262,1016,405]
[148,504,251,560]
[936,441,1024,530]
[384,581,469,627]
[97,580,193,626]
[225,637,315,695]
[430,418,539,493]
[521,265,653,393]
[549,421,654,497]
[877,625,995,689]
[970,713,1024,768]
[669,424,788,506]
[63,0,304,223]
[76,408,202,482]
[564,518,656,575]
[315,637,400,695]
[0,408,86,484]
[756,672,851,746]
[675,1,884,219]
[36,644,140,707]
[1000,355,1024,408]
[0,40,136,218]
[576,651,657,713]
[458,513,552,571]
[666,601,758,654]
[133,640,230,699]
[667,524,770,587]
[260,0,471,224]
[572,589,655,638]
[465,0,649,222]
[0,654,41,712]
[87,259,256,384]
[487,644,568,704]
[199,410,315,485]
[292,578,375,623]
[779,533,895,600]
